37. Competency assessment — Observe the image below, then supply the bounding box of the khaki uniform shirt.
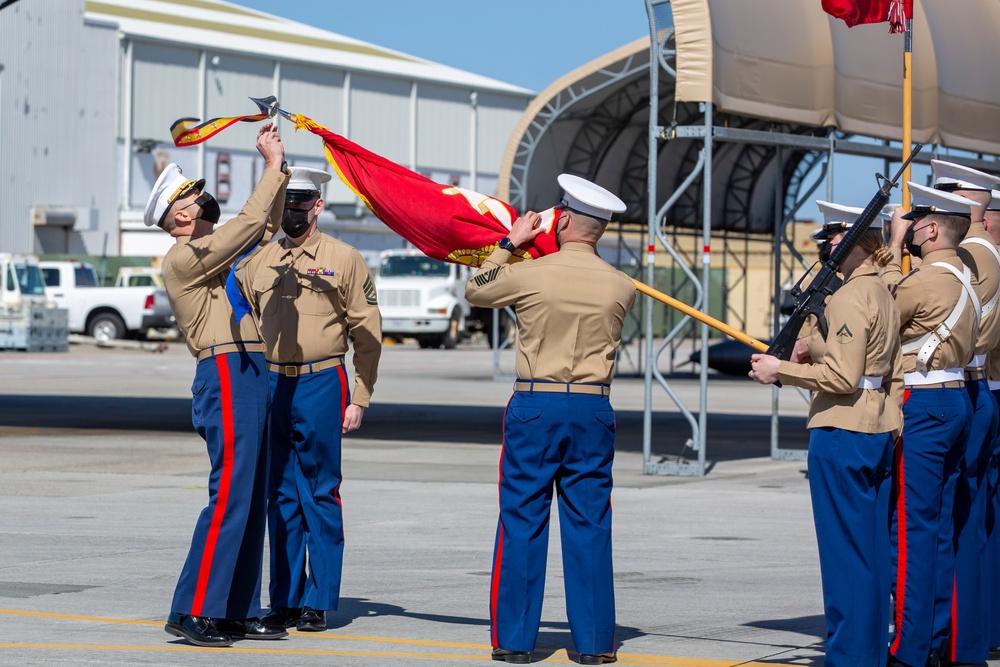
[881,247,980,374]
[957,222,1000,357]
[777,266,903,435]
[162,168,288,357]
[465,242,636,384]
[239,231,382,407]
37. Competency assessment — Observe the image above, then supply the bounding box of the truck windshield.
[14,265,47,296]
[379,256,450,278]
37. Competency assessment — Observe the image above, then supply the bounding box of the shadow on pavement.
[0,396,808,461]
[330,597,644,658]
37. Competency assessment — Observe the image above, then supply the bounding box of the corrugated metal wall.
[0,0,119,254]
[132,42,200,143]
[349,73,411,166]
[476,92,526,174]
[279,63,345,159]
[416,84,470,171]
[205,52,274,152]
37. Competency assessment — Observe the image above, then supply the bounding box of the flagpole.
[901,17,914,273]
[630,278,769,353]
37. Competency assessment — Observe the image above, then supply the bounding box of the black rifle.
[767,143,924,361]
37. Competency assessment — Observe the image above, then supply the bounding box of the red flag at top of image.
[289,114,560,268]
[822,0,912,33]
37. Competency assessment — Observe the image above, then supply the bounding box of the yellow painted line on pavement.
[0,609,803,667]
[0,609,161,627]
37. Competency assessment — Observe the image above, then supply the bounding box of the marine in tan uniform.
[880,183,981,667]
[984,188,1000,660]
[466,174,635,666]
[146,124,289,647]
[238,167,381,633]
[930,160,1000,665]
[750,202,902,667]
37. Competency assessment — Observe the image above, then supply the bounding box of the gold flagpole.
[901,16,914,273]
[630,278,769,353]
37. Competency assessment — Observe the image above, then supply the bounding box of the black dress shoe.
[297,606,327,632]
[164,612,232,647]
[579,653,617,665]
[989,648,1000,661]
[214,618,288,640]
[491,648,531,664]
[261,606,302,629]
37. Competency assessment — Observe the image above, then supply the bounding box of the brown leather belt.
[267,356,344,377]
[513,380,611,397]
[905,380,965,389]
[196,341,266,361]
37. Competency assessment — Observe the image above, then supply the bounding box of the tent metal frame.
[499,0,1000,476]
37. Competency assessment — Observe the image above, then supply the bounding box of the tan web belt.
[267,356,345,377]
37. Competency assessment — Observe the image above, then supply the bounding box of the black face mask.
[903,221,930,259]
[281,208,311,238]
[817,240,832,263]
[193,192,221,224]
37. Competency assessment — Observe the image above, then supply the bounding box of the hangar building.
[0,0,533,259]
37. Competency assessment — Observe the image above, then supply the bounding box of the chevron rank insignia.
[835,323,853,341]
[473,267,501,287]
[363,274,377,305]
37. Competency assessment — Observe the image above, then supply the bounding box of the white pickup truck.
[39,260,175,341]
[374,249,510,349]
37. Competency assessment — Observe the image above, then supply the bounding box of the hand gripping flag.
[821,0,912,33]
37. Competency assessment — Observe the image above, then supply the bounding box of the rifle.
[766,143,924,360]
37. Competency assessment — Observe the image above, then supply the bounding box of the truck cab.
[375,250,471,349]
[1,253,48,308]
[0,253,68,352]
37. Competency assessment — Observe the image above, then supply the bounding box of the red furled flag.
[290,114,560,268]
[822,0,912,33]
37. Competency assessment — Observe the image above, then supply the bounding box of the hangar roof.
[84,0,533,96]
[500,0,1000,233]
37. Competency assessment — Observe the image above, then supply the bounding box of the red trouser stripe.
[891,388,911,654]
[948,577,958,661]
[191,354,236,617]
[490,525,505,648]
[338,365,348,420]
[335,365,348,509]
[490,407,508,648]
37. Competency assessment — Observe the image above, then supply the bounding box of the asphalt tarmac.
[0,341,869,666]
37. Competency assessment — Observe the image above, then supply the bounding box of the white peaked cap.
[931,159,1000,192]
[557,174,626,221]
[287,166,332,193]
[810,200,885,241]
[903,182,979,219]
[143,163,205,228]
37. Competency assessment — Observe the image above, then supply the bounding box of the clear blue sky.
[230,0,650,93]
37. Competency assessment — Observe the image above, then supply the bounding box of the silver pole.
[697,103,712,475]
[642,0,659,469]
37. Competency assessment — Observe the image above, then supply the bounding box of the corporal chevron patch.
[363,274,378,305]
[473,267,501,287]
